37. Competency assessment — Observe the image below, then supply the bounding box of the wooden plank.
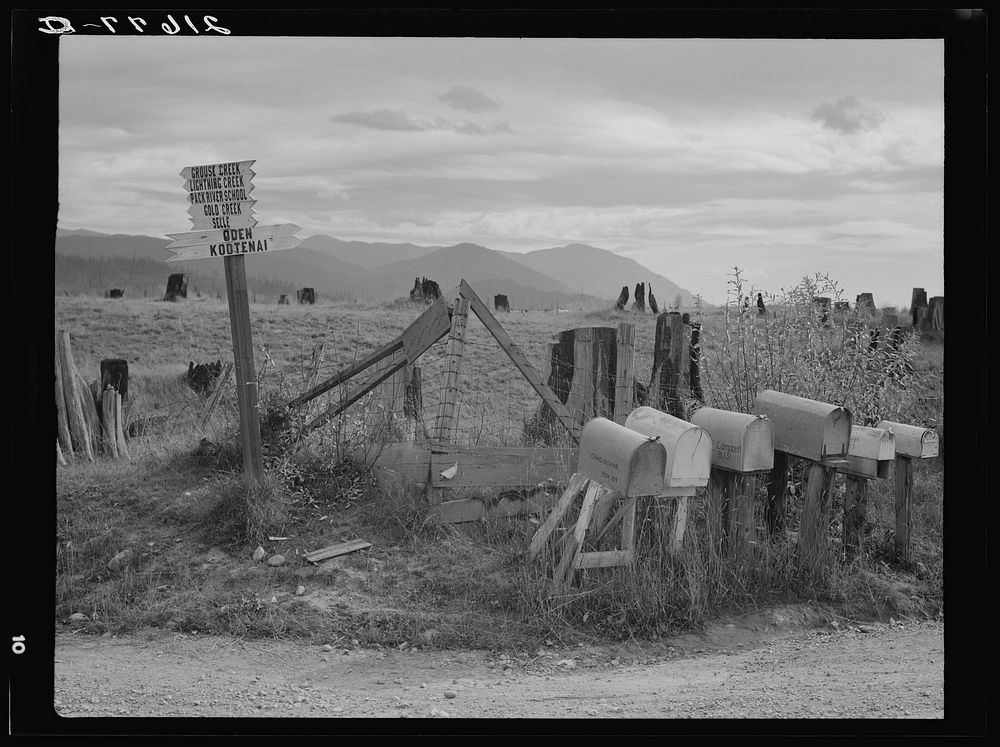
[799,463,836,565]
[304,356,409,434]
[574,550,633,570]
[459,279,580,441]
[527,473,588,561]
[113,392,129,460]
[433,297,469,442]
[587,487,623,544]
[361,442,432,484]
[224,255,264,482]
[54,340,74,462]
[303,539,371,564]
[288,337,403,410]
[613,322,635,425]
[199,361,234,431]
[166,235,299,263]
[430,446,576,489]
[400,296,452,362]
[669,496,689,555]
[57,331,93,461]
[76,372,101,454]
[620,496,637,553]
[573,481,604,544]
[843,474,867,560]
[56,440,67,467]
[729,474,757,554]
[489,491,559,519]
[894,456,913,563]
[100,390,118,459]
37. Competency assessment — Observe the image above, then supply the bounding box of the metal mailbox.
[875,420,939,459]
[624,406,712,494]
[753,390,851,464]
[690,407,774,473]
[578,417,667,497]
[837,425,896,479]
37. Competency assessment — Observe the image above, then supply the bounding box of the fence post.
[613,322,635,425]
[843,474,868,560]
[894,456,913,563]
[799,463,836,565]
[429,297,469,505]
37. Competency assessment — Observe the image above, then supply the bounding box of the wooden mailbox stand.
[754,390,852,563]
[876,420,939,563]
[690,407,775,556]
[836,425,896,559]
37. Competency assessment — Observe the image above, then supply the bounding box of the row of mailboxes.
[576,395,936,496]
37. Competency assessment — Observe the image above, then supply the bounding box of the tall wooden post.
[799,463,835,565]
[224,255,264,482]
[434,297,469,443]
[765,451,789,537]
[613,322,635,425]
[843,474,868,560]
[894,456,913,563]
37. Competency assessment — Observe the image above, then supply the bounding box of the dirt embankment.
[52,610,943,720]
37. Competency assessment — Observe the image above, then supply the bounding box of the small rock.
[295,585,306,596]
[321,644,333,652]
[267,554,286,567]
[556,659,577,669]
[269,596,278,604]
[420,629,439,643]
[252,546,266,562]
[429,708,449,718]
[444,690,457,699]
[399,642,410,650]
[610,658,620,666]
[69,612,88,622]
[419,683,427,689]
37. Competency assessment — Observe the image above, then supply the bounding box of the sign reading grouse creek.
[166,159,306,484]
[166,160,302,260]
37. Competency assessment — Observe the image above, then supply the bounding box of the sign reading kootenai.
[167,160,302,261]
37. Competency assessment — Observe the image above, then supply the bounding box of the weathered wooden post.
[836,425,896,559]
[754,391,851,563]
[614,286,629,311]
[163,273,188,301]
[433,297,469,444]
[691,408,774,556]
[647,285,659,314]
[855,293,875,317]
[297,287,316,305]
[166,159,304,482]
[910,288,928,327]
[877,421,939,563]
[633,282,646,312]
[612,323,635,425]
[277,294,290,305]
[100,359,129,402]
[650,311,690,418]
[922,296,944,332]
[56,331,93,461]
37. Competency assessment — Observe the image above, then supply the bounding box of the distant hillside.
[54,230,698,308]
[300,235,440,270]
[359,243,580,302]
[501,243,696,305]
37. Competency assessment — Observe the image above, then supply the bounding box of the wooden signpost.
[167,160,303,481]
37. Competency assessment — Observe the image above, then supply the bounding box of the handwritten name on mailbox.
[690,407,774,473]
[753,390,851,464]
[578,418,667,497]
[624,407,712,490]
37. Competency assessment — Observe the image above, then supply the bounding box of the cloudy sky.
[57,35,943,305]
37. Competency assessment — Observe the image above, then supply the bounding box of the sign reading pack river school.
[166,159,302,262]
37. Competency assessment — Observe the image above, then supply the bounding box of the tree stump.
[650,312,692,417]
[855,293,875,317]
[296,287,316,305]
[101,359,129,402]
[812,296,832,327]
[647,285,659,314]
[107,289,124,299]
[614,286,629,311]
[278,294,290,305]
[163,273,188,301]
[910,288,928,327]
[922,296,944,332]
[494,294,510,312]
[632,282,646,313]
[756,293,766,316]
[530,327,619,436]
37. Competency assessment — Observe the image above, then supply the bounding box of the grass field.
[54,289,944,649]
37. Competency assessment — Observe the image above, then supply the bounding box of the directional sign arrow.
[166,235,302,263]
[179,159,255,181]
[187,200,257,223]
[183,172,256,193]
[186,183,256,204]
[188,214,259,231]
[166,223,302,250]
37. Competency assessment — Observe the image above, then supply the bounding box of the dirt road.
[50,609,942,721]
